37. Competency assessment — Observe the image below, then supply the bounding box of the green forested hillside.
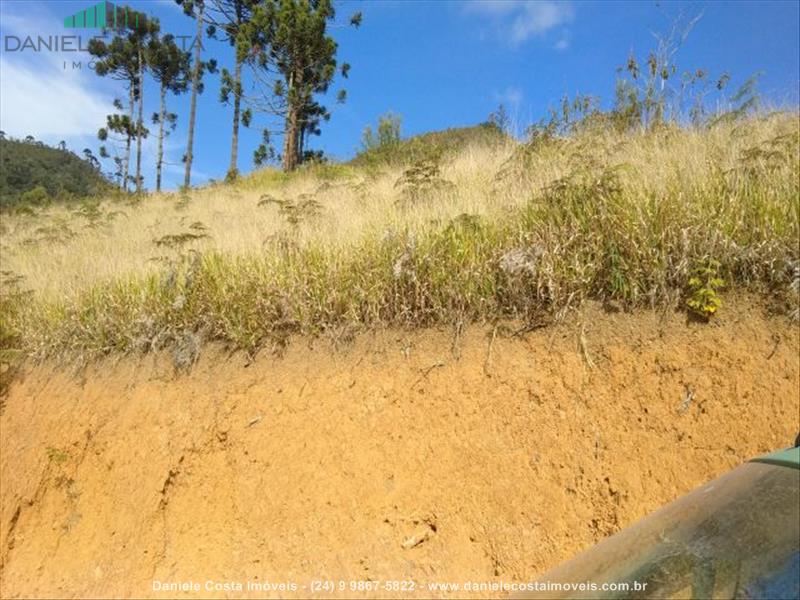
[0,137,111,208]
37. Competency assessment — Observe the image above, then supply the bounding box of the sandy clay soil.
[1,298,799,598]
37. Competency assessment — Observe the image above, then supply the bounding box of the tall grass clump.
[1,111,797,363]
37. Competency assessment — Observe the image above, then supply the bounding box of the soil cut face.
[1,299,798,599]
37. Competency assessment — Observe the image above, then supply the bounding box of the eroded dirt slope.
[1,300,798,598]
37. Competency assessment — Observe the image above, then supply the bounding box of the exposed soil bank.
[1,300,798,598]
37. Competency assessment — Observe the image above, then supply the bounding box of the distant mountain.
[0,136,112,208]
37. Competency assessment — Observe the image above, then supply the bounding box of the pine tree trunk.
[135,47,144,194]
[283,107,299,172]
[227,56,242,179]
[297,123,305,166]
[183,3,204,190]
[123,84,134,193]
[156,83,166,192]
[282,71,300,172]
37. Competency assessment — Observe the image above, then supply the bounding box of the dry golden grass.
[0,113,798,362]
[1,143,514,299]
[1,115,792,300]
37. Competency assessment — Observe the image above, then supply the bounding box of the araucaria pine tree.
[203,0,258,181]
[132,17,160,193]
[88,5,151,192]
[241,0,361,172]
[147,34,192,191]
[177,0,213,189]
[97,101,134,189]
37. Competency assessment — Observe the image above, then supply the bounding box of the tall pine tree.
[147,34,191,191]
[133,17,159,193]
[88,6,150,192]
[97,102,133,189]
[177,0,217,189]
[203,0,258,181]
[175,0,206,189]
[241,0,361,171]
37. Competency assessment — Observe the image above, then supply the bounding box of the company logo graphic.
[1,0,192,67]
[64,1,141,29]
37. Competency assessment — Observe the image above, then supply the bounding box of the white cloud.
[465,1,519,16]
[0,2,210,191]
[494,85,523,108]
[0,1,55,37]
[0,56,111,138]
[0,3,111,139]
[510,2,574,44]
[465,0,575,47]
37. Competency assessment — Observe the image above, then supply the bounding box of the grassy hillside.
[0,113,798,365]
[350,122,509,167]
[0,137,111,208]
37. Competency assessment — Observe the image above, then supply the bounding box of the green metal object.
[750,446,800,470]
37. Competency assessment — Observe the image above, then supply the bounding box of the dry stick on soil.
[579,323,595,369]
[411,361,445,389]
[450,319,464,360]
[594,430,602,459]
[679,386,695,413]
[484,325,498,376]
[766,333,781,359]
[401,519,437,549]
[401,526,434,550]
[511,319,547,338]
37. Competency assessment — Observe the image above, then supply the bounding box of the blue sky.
[1,0,798,190]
